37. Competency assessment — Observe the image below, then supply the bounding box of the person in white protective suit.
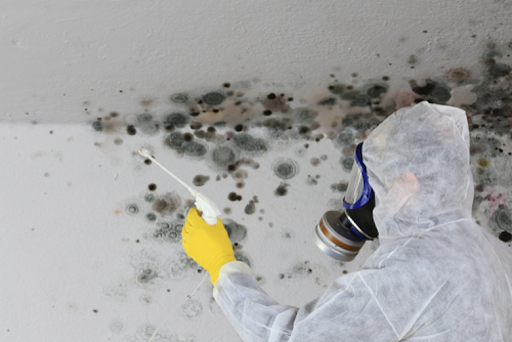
[182,101,512,341]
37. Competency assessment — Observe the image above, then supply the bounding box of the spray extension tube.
[138,147,221,225]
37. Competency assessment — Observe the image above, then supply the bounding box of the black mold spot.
[190,122,203,130]
[211,145,238,169]
[223,82,231,88]
[164,132,185,150]
[202,92,226,106]
[353,120,372,132]
[170,93,189,104]
[328,83,347,94]
[148,183,157,191]
[164,112,189,128]
[145,212,157,222]
[233,133,267,153]
[92,121,102,131]
[183,133,194,142]
[110,112,119,118]
[341,157,355,172]
[152,192,182,215]
[331,182,348,192]
[183,141,208,158]
[234,124,244,132]
[408,55,418,64]
[431,85,452,102]
[275,183,288,196]
[340,90,361,101]
[224,207,232,214]
[487,63,512,78]
[244,203,255,215]
[228,192,242,201]
[299,126,310,135]
[126,204,139,215]
[318,97,337,106]
[410,79,437,96]
[194,130,205,138]
[499,231,512,242]
[144,159,152,165]
[273,159,299,180]
[267,93,276,99]
[366,83,389,98]
[192,175,210,186]
[127,125,137,135]
[137,269,158,283]
[335,129,355,147]
[263,110,272,116]
[154,222,181,242]
[224,220,247,243]
[491,206,512,231]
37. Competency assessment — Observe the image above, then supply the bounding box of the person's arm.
[182,208,397,342]
[214,261,297,342]
[214,261,398,342]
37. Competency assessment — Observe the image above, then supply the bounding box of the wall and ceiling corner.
[1,1,512,341]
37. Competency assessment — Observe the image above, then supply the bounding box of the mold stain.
[272,158,299,180]
[192,175,210,186]
[227,192,242,201]
[224,220,247,243]
[244,202,256,215]
[151,191,182,216]
[275,183,289,197]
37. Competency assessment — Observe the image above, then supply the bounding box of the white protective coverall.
[213,101,512,341]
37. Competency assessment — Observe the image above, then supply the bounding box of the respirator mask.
[314,142,378,261]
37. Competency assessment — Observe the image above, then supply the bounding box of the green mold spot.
[477,158,490,168]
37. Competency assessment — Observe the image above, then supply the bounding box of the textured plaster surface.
[1,1,512,341]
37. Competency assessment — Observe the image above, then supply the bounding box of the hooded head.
[362,101,474,242]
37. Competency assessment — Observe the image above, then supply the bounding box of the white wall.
[1,1,512,341]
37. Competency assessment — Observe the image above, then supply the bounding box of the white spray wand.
[138,147,221,225]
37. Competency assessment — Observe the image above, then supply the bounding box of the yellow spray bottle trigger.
[138,147,221,225]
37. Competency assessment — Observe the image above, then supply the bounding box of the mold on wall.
[1,1,512,341]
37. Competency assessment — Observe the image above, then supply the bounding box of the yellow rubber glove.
[181,208,236,285]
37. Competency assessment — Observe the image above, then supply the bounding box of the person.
[181,101,512,341]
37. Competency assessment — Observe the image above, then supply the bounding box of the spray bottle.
[137,147,219,341]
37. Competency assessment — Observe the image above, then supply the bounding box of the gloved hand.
[181,208,236,285]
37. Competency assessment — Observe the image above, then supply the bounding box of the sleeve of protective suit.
[213,261,398,342]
